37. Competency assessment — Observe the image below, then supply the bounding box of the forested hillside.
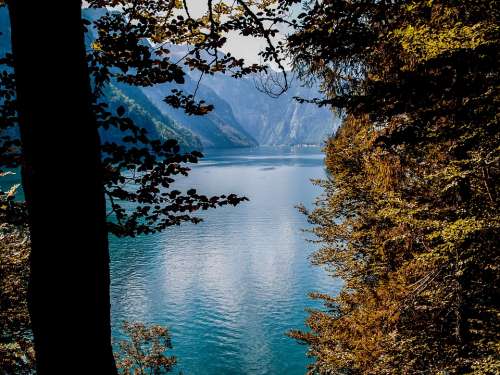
[101,81,202,150]
[83,7,256,149]
[1,1,498,374]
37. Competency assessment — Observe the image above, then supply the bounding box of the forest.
[0,0,499,374]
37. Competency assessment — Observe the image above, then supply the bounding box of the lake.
[107,146,341,374]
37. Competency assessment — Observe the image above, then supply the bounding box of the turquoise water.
[108,146,340,374]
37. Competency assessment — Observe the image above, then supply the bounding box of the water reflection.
[109,147,340,375]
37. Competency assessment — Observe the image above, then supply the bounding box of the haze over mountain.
[165,44,340,146]
[139,78,259,149]
[1,7,339,150]
[199,73,340,145]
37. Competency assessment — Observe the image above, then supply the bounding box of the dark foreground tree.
[7,1,118,373]
[1,0,287,373]
[283,0,500,373]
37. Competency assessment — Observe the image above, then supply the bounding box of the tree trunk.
[7,1,117,373]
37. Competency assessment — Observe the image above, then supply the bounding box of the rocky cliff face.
[82,8,258,149]
[199,73,340,146]
[140,78,259,149]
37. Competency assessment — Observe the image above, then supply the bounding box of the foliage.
[114,322,176,375]
[284,0,500,374]
[0,53,19,170]
[81,0,266,236]
[0,177,34,374]
[0,0,291,237]
[0,1,288,371]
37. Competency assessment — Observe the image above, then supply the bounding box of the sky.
[185,1,285,66]
[81,0,292,68]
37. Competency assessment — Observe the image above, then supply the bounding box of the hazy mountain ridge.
[82,8,258,149]
[199,73,340,146]
[1,7,338,150]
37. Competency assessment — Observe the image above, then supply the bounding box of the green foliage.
[283,0,500,373]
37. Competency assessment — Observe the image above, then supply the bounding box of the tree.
[1,0,287,373]
[283,0,500,373]
[0,177,34,374]
[114,322,176,375]
[6,1,118,372]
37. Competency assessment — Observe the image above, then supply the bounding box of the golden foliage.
[288,0,500,373]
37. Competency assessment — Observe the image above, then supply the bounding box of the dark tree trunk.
[7,2,117,373]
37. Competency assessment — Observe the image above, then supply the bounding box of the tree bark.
[7,1,117,373]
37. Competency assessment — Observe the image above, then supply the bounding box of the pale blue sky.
[186,1,282,65]
[82,1,291,67]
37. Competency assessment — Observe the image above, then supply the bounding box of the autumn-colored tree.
[0,177,34,374]
[114,322,177,375]
[284,0,500,373]
[0,1,287,373]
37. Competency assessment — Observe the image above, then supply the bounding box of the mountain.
[82,8,257,149]
[2,7,337,149]
[198,73,339,146]
[101,81,203,150]
[140,79,258,149]
[164,43,339,146]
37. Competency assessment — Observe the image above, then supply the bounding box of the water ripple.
[109,147,340,374]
